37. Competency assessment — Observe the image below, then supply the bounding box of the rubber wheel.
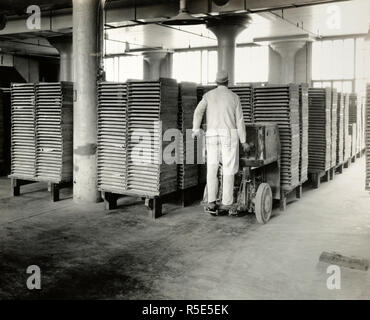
[255,183,272,224]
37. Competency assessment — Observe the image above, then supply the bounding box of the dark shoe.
[207,202,217,210]
[205,202,218,216]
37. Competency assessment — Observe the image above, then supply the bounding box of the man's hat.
[216,70,229,84]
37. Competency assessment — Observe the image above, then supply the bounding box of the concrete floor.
[0,158,369,300]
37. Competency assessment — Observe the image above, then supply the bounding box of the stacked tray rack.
[0,91,3,169]
[331,89,338,167]
[336,93,344,165]
[126,79,178,197]
[178,82,198,190]
[357,98,364,154]
[349,123,357,158]
[343,94,351,161]
[365,84,370,191]
[97,82,128,194]
[308,88,332,173]
[230,85,253,124]
[349,93,359,156]
[35,82,73,183]
[253,84,300,190]
[299,84,309,183]
[360,99,365,152]
[0,89,11,175]
[349,93,357,125]
[10,83,36,180]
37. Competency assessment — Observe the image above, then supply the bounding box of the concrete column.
[364,32,370,82]
[73,0,100,203]
[270,41,306,84]
[143,51,169,80]
[207,15,251,84]
[48,35,73,82]
[160,52,173,79]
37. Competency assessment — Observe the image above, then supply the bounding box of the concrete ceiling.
[0,0,72,14]
[105,0,370,54]
[0,0,368,57]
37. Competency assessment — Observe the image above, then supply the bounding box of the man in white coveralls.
[192,70,250,214]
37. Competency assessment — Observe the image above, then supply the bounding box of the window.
[235,46,269,84]
[173,51,202,84]
[312,39,356,93]
[202,50,217,85]
[312,80,353,93]
[312,39,355,81]
[104,55,144,82]
[311,37,370,95]
[173,50,217,85]
[355,37,368,98]
[173,46,269,85]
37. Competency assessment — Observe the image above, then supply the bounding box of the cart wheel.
[255,183,272,224]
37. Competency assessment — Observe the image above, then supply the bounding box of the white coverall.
[193,85,246,205]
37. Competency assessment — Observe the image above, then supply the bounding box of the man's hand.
[192,129,201,139]
[241,142,250,153]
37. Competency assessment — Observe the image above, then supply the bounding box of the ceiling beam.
[0,0,350,36]
[0,38,57,55]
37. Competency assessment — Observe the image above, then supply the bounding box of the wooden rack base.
[178,184,205,207]
[279,184,303,211]
[11,177,71,202]
[336,163,344,174]
[102,191,167,219]
[308,169,332,189]
[343,158,351,168]
[102,184,206,219]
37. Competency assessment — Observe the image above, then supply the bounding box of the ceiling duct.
[162,0,204,25]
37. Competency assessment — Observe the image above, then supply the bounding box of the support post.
[143,51,172,80]
[51,183,60,202]
[72,0,101,203]
[344,160,349,168]
[146,197,162,219]
[11,178,20,197]
[270,41,306,84]
[323,171,330,182]
[337,164,343,174]
[329,168,334,180]
[279,193,287,211]
[207,15,250,85]
[48,35,73,81]
[296,185,303,199]
[103,192,118,210]
[311,173,320,189]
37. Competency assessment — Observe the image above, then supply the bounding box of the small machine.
[203,123,281,224]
